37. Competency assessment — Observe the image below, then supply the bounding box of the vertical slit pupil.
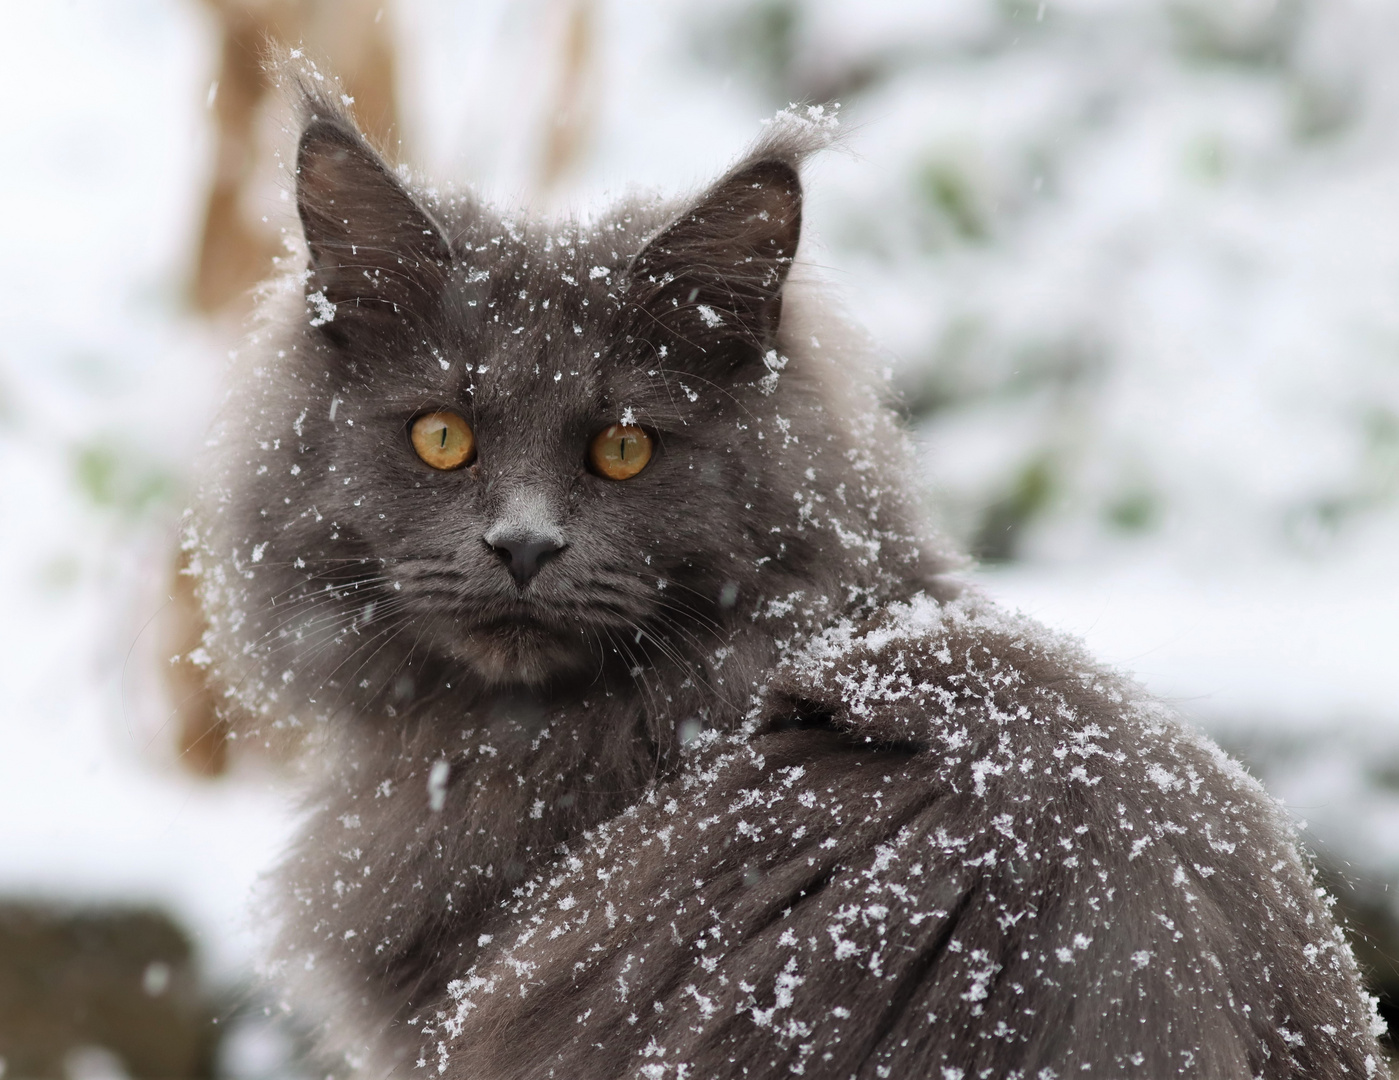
[439,426,448,448]
[620,437,630,461]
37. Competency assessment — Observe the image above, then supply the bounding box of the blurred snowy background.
[1,0,1397,1074]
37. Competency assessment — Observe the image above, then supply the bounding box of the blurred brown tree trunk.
[536,0,600,198]
[161,548,228,778]
[191,0,401,315]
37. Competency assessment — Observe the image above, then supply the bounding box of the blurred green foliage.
[701,0,800,100]
[915,156,990,244]
[692,0,1390,563]
[974,456,1057,563]
[72,441,181,519]
[1167,0,1303,69]
[1106,487,1160,533]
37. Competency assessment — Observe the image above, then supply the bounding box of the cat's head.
[195,83,930,721]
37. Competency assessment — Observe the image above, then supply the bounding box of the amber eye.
[411,411,475,470]
[589,424,653,480]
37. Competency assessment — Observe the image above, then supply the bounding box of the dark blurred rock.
[0,902,217,1079]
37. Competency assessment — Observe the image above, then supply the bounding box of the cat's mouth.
[449,614,596,687]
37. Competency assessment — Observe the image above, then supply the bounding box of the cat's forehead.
[453,315,669,429]
[425,212,671,409]
[340,200,696,427]
[451,208,658,294]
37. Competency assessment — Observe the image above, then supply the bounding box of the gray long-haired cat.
[191,67,1384,1079]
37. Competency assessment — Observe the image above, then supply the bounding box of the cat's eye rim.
[588,423,655,481]
[410,409,476,471]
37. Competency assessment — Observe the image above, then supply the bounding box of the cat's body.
[192,68,1383,1078]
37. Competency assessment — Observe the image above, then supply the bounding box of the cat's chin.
[452,622,594,687]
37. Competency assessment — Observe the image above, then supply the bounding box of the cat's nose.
[485,530,565,586]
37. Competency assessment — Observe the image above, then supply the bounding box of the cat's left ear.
[626,158,802,371]
[295,113,451,335]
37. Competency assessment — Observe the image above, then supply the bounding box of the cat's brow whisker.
[650,363,757,421]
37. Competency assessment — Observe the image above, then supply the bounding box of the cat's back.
[418,594,1382,1079]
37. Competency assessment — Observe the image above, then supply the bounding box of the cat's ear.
[295,113,451,333]
[626,157,802,372]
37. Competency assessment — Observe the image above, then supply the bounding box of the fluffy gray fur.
[191,66,1384,1079]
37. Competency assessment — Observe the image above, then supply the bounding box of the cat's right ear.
[295,115,451,337]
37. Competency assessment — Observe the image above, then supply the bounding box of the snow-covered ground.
[1,0,1396,1046]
